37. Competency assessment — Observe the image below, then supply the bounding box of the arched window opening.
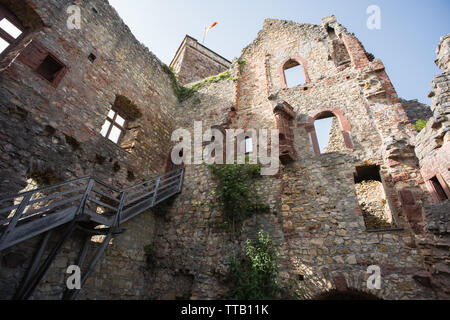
[314,112,346,154]
[315,288,381,300]
[283,59,306,88]
[307,109,353,156]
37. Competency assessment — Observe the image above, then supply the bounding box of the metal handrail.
[0,168,185,246]
[0,176,90,203]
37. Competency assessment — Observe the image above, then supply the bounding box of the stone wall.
[400,99,433,125]
[0,1,447,300]
[147,16,440,300]
[324,117,347,153]
[0,0,178,299]
[412,34,450,299]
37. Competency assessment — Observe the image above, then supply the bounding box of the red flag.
[205,22,219,36]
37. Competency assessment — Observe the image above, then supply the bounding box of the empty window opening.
[315,288,381,301]
[430,176,448,202]
[36,54,64,83]
[354,165,397,231]
[100,109,127,144]
[326,25,337,40]
[245,137,253,154]
[18,40,67,87]
[314,113,346,154]
[332,41,351,67]
[0,37,8,53]
[0,18,22,38]
[284,59,305,88]
[88,53,96,62]
[0,14,23,54]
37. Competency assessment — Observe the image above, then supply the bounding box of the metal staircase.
[0,167,184,300]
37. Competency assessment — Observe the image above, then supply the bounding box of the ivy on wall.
[163,65,237,103]
[207,162,270,234]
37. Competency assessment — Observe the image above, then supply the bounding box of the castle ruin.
[0,0,448,300]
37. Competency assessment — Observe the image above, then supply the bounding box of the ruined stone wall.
[0,0,178,299]
[400,99,433,125]
[143,69,285,298]
[412,34,450,298]
[148,17,439,300]
[0,1,446,300]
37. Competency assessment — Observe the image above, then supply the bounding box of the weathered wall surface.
[0,0,447,300]
[400,99,433,125]
[413,34,450,298]
[0,0,177,299]
[147,17,442,300]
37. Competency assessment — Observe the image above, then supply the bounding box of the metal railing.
[0,167,184,251]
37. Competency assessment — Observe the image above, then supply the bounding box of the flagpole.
[202,27,207,45]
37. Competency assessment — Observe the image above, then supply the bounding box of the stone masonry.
[0,1,448,300]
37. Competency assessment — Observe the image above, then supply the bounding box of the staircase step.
[0,206,78,251]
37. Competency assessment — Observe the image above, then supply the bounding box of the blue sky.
[109,0,449,151]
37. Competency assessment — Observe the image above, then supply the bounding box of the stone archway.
[305,108,353,156]
[279,56,311,89]
[314,288,382,300]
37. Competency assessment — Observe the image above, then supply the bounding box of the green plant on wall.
[413,119,428,132]
[207,161,270,234]
[163,65,237,103]
[226,230,283,300]
[163,65,197,102]
[237,58,246,74]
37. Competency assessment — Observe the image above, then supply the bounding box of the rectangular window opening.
[36,55,64,83]
[284,63,306,88]
[0,37,8,53]
[100,109,127,145]
[0,18,22,39]
[430,176,448,202]
[354,165,397,231]
[245,137,253,154]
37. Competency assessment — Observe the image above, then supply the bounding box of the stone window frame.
[305,108,353,156]
[0,4,27,59]
[279,56,311,89]
[426,173,450,203]
[100,108,128,145]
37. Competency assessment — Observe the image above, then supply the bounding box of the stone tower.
[170,35,231,85]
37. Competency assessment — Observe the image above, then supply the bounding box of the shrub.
[413,119,428,132]
[226,230,281,300]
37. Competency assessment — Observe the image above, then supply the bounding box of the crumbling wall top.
[436,34,450,72]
